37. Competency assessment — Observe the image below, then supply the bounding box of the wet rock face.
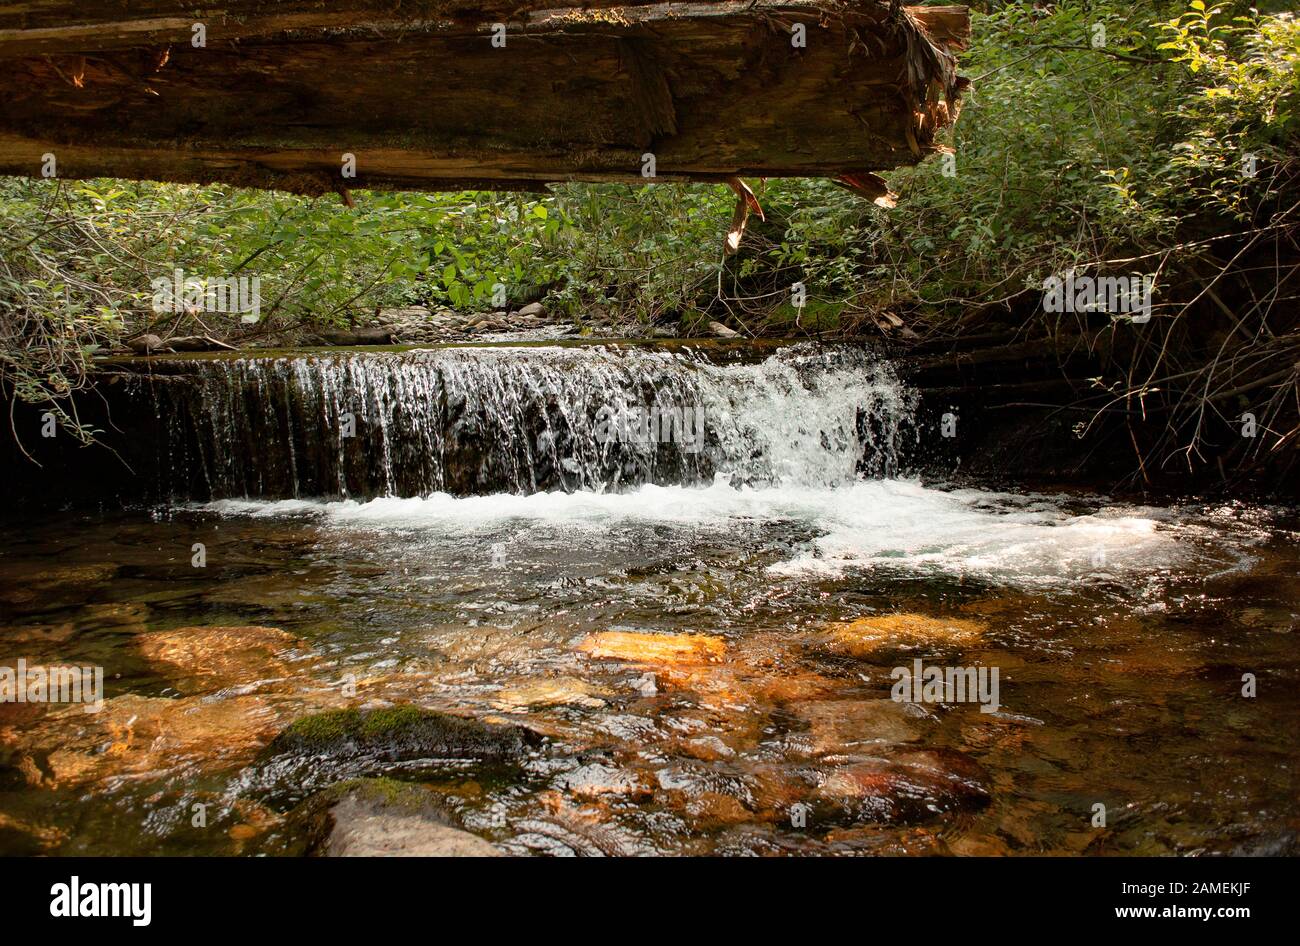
[809,749,992,825]
[818,613,987,659]
[243,705,543,802]
[5,692,288,792]
[68,342,906,505]
[134,625,306,695]
[577,631,726,666]
[267,778,501,857]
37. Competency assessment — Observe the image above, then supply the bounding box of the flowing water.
[1,343,1296,856]
[139,343,912,498]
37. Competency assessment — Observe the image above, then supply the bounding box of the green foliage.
[2,0,1296,461]
[869,2,1184,304]
[1157,3,1300,217]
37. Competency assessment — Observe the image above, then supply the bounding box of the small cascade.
[134,343,916,500]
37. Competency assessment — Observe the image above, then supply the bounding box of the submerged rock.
[577,631,726,666]
[6,693,286,791]
[0,563,119,612]
[680,735,736,762]
[1237,606,1298,634]
[0,810,68,855]
[681,791,753,827]
[268,778,501,857]
[2,623,78,647]
[821,613,986,658]
[0,562,118,588]
[790,699,922,757]
[554,762,651,801]
[811,748,992,825]
[244,704,541,799]
[76,601,149,630]
[135,625,305,694]
[491,676,609,711]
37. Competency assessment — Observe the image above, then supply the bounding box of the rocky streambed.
[0,607,1002,856]
[1,341,1295,856]
[1,488,1296,857]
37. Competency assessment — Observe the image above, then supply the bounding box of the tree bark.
[0,1,969,193]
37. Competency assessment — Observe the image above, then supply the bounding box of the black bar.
[0,855,1282,933]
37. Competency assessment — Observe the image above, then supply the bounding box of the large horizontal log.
[0,2,969,54]
[0,1,969,193]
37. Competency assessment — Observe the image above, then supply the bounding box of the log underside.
[0,1,969,194]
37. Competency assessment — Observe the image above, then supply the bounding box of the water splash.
[204,479,1261,589]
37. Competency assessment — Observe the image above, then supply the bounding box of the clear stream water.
[1,344,1296,855]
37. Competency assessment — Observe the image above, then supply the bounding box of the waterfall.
[134,343,916,500]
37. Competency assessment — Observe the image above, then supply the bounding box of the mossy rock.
[241,704,541,802]
[270,705,536,757]
[262,778,501,857]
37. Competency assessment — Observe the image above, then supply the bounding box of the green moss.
[326,777,436,814]
[280,705,432,747]
[281,708,363,746]
[766,300,845,331]
[357,704,429,740]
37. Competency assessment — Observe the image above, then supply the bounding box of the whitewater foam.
[199,478,1253,587]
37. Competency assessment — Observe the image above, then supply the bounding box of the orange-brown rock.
[7,692,300,790]
[791,699,922,757]
[577,631,725,665]
[822,613,987,657]
[135,624,308,694]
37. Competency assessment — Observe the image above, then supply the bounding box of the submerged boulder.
[243,704,542,799]
[268,778,501,857]
[135,625,304,695]
[789,699,923,758]
[0,562,119,613]
[810,748,992,825]
[820,613,987,658]
[0,810,68,855]
[577,631,725,666]
[491,676,609,711]
[6,692,286,791]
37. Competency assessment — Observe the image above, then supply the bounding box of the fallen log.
[0,1,968,194]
